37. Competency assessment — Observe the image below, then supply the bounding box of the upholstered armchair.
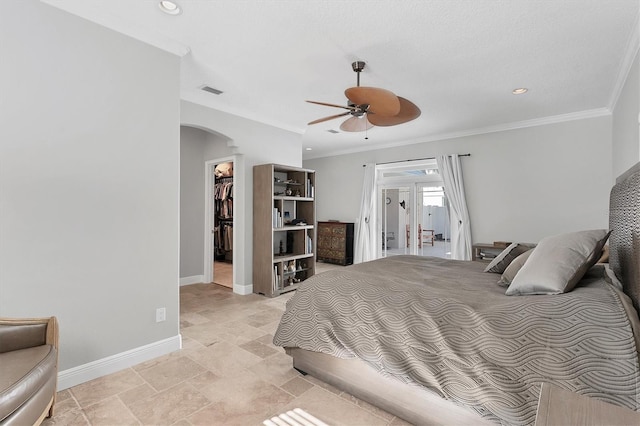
[0,317,59,425]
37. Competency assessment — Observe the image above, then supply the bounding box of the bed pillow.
[484,243,533,274]
[505,229,610,296]
[497,248,534,287]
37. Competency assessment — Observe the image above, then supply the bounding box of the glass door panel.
[380,187,410,257]
[416,186,451,258]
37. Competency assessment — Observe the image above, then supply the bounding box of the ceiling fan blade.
[367,97,421,126]
[340,116,374,132]
[345,87,401,116]
[306,100,356,110]
[308,111,351,125]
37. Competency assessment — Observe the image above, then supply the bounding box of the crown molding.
[303,108,612,160]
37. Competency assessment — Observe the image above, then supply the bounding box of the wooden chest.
[317,222,354,266]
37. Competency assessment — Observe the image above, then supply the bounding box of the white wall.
[0,0,181,377]
[305,116,612,245]
[180,127,207,278]
[612,51,640,178]
[181,101,303,292]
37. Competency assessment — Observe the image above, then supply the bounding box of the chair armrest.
[0,317,58,353]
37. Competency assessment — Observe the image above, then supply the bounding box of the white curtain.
[354,163,378,263]
[437,155,472,260]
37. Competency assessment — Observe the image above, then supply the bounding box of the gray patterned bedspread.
[273,255,640,425]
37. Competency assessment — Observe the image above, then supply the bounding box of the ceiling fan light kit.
[307,61,421,132]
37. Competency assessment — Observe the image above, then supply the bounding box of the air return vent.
[200,85,223,95]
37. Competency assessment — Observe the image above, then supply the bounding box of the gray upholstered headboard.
[609,161,640,314]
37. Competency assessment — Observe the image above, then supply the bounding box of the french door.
[380,184,451,259]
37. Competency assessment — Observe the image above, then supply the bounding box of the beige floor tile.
[277,386,389,426]
[180,322,223,346]
[118,383,158,407]
[48,395,80,418]
[180,312,212,326]
[258,319,284,335]
[239,339,279,359]
[42,407,90,426]
[83,396,140,426]
[55,389,73,403]
[186,341,263,376]
[136,356,206,391]
[280,376,315,397]
[210,320,270,345]
[248,351,301,387]
[244,306,287,328]
[187,371,221,389]
[189,369,294,426]
[70,368,145,408]
[128,383,211,426]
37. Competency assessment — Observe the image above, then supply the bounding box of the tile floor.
[42,269,411,426]
[213,261,233,288]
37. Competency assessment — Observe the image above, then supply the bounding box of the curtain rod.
[363,153,471,167]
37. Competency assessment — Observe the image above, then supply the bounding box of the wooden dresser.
[317,222,354,266]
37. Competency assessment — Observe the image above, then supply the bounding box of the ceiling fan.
[306,61,421,132]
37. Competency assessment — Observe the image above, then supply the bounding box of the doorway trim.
[204,155,238,289]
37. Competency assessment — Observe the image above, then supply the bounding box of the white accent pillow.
[505,229,610,296]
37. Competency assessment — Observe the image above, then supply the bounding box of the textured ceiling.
[43,0,639,159]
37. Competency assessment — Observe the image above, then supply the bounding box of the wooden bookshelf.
[253,164,316,297]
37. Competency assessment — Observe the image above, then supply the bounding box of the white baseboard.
[57,334,182,390]
[233,283,253,295]
[180,275,205,286]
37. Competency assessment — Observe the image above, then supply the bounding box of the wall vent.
[200,85,223,95]
[327,129,339,134]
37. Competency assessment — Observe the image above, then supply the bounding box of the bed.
[273,162,640,425]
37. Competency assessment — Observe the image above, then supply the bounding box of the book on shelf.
[306,178,314,198]
[272,208,283,228]
[273,265,280,293]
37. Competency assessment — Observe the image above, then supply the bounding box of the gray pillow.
[484,243,534,274]
[497,248,534,287]
[505,229,611,296]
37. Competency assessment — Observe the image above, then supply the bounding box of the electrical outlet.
[156,307,166,323]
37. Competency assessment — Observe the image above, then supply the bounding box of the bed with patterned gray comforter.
[273,255,640,425]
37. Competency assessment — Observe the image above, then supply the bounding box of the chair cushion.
[0,345,56,422]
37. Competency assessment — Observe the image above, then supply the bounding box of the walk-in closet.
[213,161,234,287]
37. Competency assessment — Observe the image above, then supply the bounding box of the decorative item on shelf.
[295,189,301,197]
[288,260,296,273]
[279,241,284,255]
[286,188,293,196]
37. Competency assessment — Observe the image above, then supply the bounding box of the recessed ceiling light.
[159,1,181,15]
[305,148,313,151]
[512,88,528,95]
